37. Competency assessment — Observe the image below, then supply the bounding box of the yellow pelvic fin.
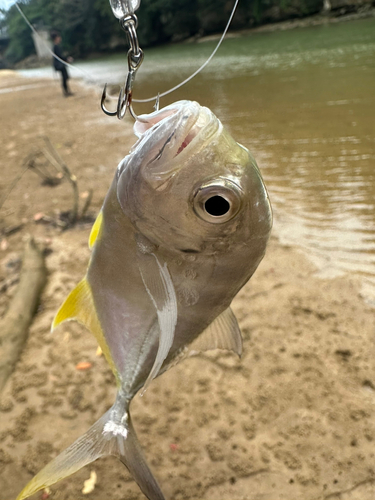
[88,210,103,249]
[52,278,119,382]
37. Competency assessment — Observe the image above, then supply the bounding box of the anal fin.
[189,307,242,356]
[160,307,242,375]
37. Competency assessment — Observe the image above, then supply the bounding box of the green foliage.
[3,0,323,64]
[137,0,199,45]
[4,0,122,63]
[5,3,35,62]
[196,0,228,32]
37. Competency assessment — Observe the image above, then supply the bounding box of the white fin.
[138,253,177,392]
[189,307,242,356]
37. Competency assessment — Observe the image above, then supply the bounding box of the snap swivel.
[101,13,143,120]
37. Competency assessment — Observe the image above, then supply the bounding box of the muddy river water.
[22,17,375,299]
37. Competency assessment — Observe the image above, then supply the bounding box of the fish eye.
[204,196,230,217]
[193,179,242,224]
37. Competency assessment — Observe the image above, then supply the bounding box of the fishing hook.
[101,14,143,120]
[154,93,160,112]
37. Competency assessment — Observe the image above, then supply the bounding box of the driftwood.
[0,238,47,393]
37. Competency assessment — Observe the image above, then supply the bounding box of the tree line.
[2,0,325,64]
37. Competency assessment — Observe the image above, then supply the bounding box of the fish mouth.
[122,101,220,189]
[132,101,219,165]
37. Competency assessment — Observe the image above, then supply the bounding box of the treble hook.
[101,14,143,120]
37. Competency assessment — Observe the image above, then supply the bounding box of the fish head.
[117,100,272,265]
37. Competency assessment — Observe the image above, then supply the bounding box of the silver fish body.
[17,100,272,500]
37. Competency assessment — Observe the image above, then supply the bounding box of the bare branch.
[80,188,93,219]
[42,136,79,224]
[0,163,30,210]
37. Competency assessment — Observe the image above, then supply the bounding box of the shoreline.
[12,7,375,70]
[239,5,375,35]
[2,71,375,307]
[195,5,375,43]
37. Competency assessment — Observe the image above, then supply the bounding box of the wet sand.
[0,71,374,500]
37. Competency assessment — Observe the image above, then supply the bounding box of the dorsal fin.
[52,278,119,383]
[189,307,242,356]
[89,210,103,249]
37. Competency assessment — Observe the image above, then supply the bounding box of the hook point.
[154,93,160,112]
[101,83,117,117]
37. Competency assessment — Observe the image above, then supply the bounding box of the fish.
[17,100,272,500]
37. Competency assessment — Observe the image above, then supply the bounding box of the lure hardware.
[109,0,141,19]
[101,3,143,120]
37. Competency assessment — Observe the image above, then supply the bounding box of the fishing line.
[14,0,239,102]
[134,0,240,103]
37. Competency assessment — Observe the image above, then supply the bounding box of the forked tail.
[16,397,165,500]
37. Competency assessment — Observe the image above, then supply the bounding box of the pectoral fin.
[137,253,177,392]
[189,307,242,356]
[52,278,118,382]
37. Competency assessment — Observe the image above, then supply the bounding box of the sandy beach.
[0,71,374,500]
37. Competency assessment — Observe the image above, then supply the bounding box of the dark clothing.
[60,66,69,94]
[53,43,65,70]
[53,43,71,96]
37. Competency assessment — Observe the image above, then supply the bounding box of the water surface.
[21,18,375,298]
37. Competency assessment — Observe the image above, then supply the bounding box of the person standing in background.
[51,31,74,97]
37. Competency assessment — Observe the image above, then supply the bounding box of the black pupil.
[204,196,230,217]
